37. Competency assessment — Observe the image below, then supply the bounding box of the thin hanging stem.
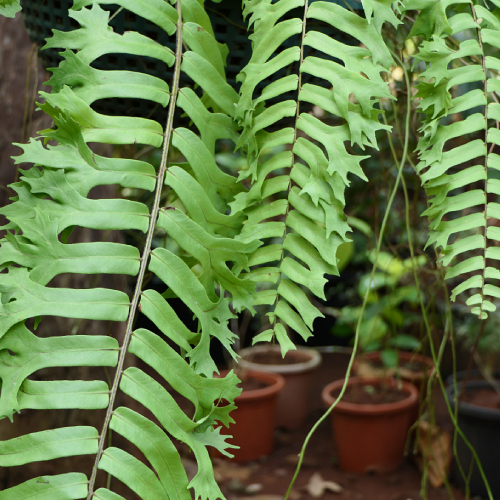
[398,36,495,497]
[284,49,412,500]
[405,143,473,496]
[86,2,183,497]
[109,6,124,22]
[386,55,458,500]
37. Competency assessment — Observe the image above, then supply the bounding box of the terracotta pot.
[322,377,418,473]
[219,369,285,462]
[355,352,434,425]
[237,346,321,429]
[354,351,434,389]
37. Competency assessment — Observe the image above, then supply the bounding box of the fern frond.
[235,0,395,354]
[409,0,500,318]
[0,0,21,18]
[0,1,248,499]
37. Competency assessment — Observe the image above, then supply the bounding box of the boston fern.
[231,0,397,350]
[411,0,500,319]
[0,2,245,499]
[1,0,498,499]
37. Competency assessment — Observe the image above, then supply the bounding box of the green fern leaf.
[0,473,88,500]
[44,4,175,65]
[413,2,500,317]
[46,50,171,106]
[0,268,129,337]
[235,0,394,353]
[0,427,98,467]
[72,0,179,34]
[0,323,118,419]
[0,0,20,17]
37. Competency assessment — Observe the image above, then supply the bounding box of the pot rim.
[237,345,322,374]
[219,369,285,401]
[446,380,500,421]
[321,377,419,415]
[445,369,500,387]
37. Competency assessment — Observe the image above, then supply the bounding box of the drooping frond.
[233,0,397,353]
[0,2,251,499]
[409,0,500,318]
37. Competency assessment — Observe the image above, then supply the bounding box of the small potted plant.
[332,251,434,388]
[322,376,419,473]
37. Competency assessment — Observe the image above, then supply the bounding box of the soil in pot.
[322,377,418,473]
[246,349,311,365]
[236,377,269,392]
[332,384,409,405]
[237,346,321,429]
[217,369,285,462]
[365,358,427,373]
[355,352,434,424]
[462,386,500,410]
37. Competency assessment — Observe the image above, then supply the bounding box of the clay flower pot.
[322,377,418,473]
[446,380,500,498]
[237,345,321,429]
[219,369,285,462]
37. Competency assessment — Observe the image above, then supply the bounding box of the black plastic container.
[446,380,500,498]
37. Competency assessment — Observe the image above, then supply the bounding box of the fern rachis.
[234,0,397,353]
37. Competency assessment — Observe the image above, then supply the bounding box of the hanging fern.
[3,0,484,498]
[232,0,398,354]
[0,1,251,498]
[409,0,500,319]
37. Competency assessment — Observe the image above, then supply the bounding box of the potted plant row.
[214,345,321,461]
[224,342,423,472]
